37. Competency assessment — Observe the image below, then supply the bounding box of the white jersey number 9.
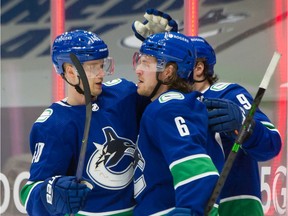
[175,117,190,137]
[236,93,252,110]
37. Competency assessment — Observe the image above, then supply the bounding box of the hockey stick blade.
[69,53,92,182]
[204,51,281,215]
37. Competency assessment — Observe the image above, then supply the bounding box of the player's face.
[82,59,105,97]
[134,54,158,97]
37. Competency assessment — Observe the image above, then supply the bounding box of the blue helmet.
[189,36,216,76]
[52,30,109,75]
[140,32,196,80]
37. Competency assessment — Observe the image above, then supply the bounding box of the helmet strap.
[62,74,97,100]
[61,74,85,95]
[148,72,164,99]
[74,85,85,95]
[193,76,207,83]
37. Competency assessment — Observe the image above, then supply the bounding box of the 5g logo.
[261,165,286,215]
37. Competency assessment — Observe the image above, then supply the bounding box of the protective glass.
[82,57,114,78]
[133,52,167,73]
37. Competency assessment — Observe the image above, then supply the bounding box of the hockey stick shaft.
[204,51,281,215]
[69,53,92,182]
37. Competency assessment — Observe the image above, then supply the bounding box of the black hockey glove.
[40,175,94,215]
[204,98,255,140]
[132,8,178,41]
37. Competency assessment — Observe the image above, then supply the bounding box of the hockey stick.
[69,53,92,182]
[204,51,281,215]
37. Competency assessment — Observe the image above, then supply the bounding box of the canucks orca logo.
[133,142,147,198]
[87,126,135,190]
[133,146,145,171]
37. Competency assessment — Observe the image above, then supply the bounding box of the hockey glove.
[204,98,247,135]
[166,207,192,216]
[40,175,94,215]
[132,8,178,41]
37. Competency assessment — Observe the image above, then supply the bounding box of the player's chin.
[137,87,148,97]
[136,84,143,93]
[91,87,103,97]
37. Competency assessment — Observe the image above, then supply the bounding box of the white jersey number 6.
[175,116,190,137]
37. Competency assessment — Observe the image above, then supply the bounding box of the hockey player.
[20,10,185,215]
[132,10,282,215]
[189,36,282,216]
[20,30,149,216]
[133,32,220,216]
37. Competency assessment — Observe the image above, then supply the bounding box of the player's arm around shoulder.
[241,117,282,161]
[207,82,282,160]
[226,83,282,160]
[102,78,140,103]
[103,78,136,93]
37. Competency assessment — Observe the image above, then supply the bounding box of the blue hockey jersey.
[21,78,149,216]
[133,90,221,216]
[203,82,282,216]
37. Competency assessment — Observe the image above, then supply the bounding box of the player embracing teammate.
[132,8,282,216]
[20,8,281,216]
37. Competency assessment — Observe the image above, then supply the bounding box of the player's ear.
[194,61,205,77]
[166,64,176,76]
[63,63,78,84]
[64,64,77,77]
[162,64,174,81]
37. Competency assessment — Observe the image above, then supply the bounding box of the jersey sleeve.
[241,117,281,160]
[148,98,219,214]
[219,83,282,161]
[21,105,77,215]
[101,78,150,129]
